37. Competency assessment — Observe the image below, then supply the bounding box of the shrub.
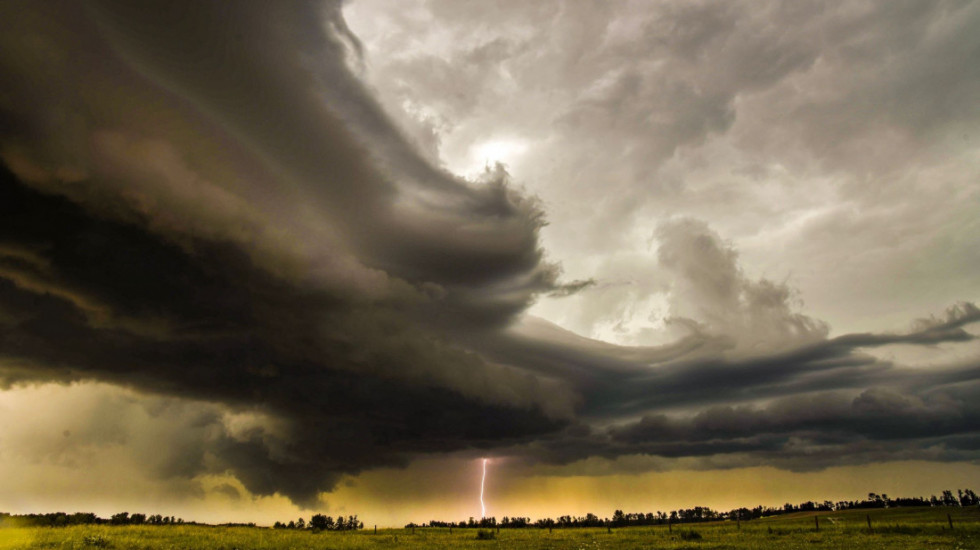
[680,529,702,541]
[476,529,496,540]
[83,535,111,548]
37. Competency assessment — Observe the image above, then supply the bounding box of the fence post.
[948,513,954,530]
[374,525,377,535]
[815,515,819,531]
[866,514,872,533]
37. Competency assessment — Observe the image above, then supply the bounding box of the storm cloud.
[1,0,978,509]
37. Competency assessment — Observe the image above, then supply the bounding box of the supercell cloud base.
[0,0,978,526]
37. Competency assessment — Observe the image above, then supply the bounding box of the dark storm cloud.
[1,0,979,506]
[0,163,568,504]
[0,0,568,505]
[613,386,980,449]
[600,382,980,471]
[0,0,556,321]
[475,301,980,422]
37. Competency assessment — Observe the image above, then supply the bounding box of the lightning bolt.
[480,458,488,518]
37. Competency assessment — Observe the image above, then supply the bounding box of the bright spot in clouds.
[446,138,529,178]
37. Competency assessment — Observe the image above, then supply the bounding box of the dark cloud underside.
[0,162,564,504]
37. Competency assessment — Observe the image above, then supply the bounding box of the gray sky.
[345,0,980,340]
[0,0,978,526]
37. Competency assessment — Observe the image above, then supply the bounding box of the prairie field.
[2,506,978,549]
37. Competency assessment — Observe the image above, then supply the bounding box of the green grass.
[2,507,978,549]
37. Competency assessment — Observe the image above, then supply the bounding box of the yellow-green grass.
[1,506,978,549]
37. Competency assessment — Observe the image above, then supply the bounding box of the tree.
[110,512,129,525]
[309,514,329,531]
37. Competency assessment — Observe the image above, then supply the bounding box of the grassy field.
[2,506,978,549]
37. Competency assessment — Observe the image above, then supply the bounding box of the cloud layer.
[0,0,978,508]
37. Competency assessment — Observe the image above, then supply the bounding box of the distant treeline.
[0,511,364,531]
[411,488,980,529]
[0,512,191,528]
[272,514,363,531]
[4,489,976,531]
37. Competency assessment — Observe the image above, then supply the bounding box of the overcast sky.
[1,0,978,526]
